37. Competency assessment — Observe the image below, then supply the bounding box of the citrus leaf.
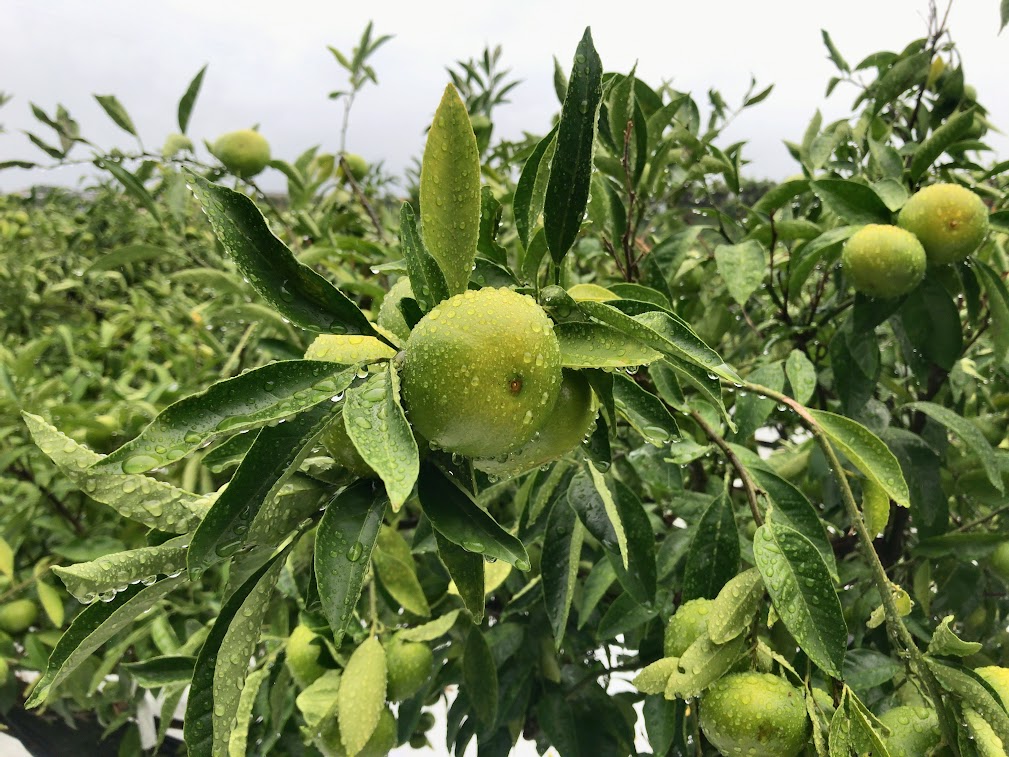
[52,535,189,604]
[463,626,498,726]
[35,580,64,627]
[177,64,207,134]
[909,108,975,180]
[0,538,13,579]
[84,244,179,273]
[633,658,679,695]
[542,493,585,647]
[556,321,662,369]
[928,661,1009,749]
[203,432,258,473]
[22,412,208,533]
[664,633,748,699]
[975,261,1009,367]
[122,655,197,688]
[372,549,430,617]
[228,666,268,757]
[707,568,764,644]
[434,532,484,623]
[96,158,161,222]
[344,364,419,511]
[25,576,185,708]
[187,404,333,579]
[543,27,603,265]
[682,493,739,601]
[397,610,461,642]
[810,409,911,508]
[187,174,378,337]
[846,691,891,757]
[928,615,983,658]
[904,401,1003,494]
[613,375,680,447]
[418,464,530,570]
[714,240,766,306]
[753,520,846,678]
[96,361,356,475]
[315,480,388,645]
[514,125,558,249]
[184,553,283,757]
[94,94,137,136]
[419,84,481,295]
[785,349,817,405]
[337,637,387,755]
[664,357,736,431]
[296,670,342,729]
[810,179,892,225]
[399,203,450,312]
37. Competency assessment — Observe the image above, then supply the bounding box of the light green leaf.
[397,610,461,642]
[707,568,764,644]
[229,666,269,757]
[338,637,387,755]
[633,657,679,695]
[372,548,430,617]
[928,661,1009,750]
[785,349,817,405]
[904,401,1003,494]
[94,94,137,136]
[52,536,189,604]
[0,538,13,578]
[928,616,983,658]
[714,240,766,306]
[664,633,748,699]
[35,580,64,627]
[122,655,197,688]
[909,109,975,180]
[556,321,662,369]
[613,374,680,446]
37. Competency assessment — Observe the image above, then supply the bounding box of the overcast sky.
[2,0,1007,194]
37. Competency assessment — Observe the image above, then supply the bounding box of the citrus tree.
[4,3,1009,756]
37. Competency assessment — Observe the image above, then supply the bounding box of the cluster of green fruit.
[841,183,990,299]
[663,600,1009,756]
[0,206,34,240]
[309,285,596,478]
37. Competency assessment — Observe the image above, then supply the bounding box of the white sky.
[2,1,1007,193]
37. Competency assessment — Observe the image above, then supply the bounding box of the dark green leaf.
[464,627,498,726]
[434,532,484,623]
[904,401,1003,494]
[810,179,892,225]
[514,126,557,249]
[910,109,975,180]
[682,494,739,601]
[94,94,137,136]
[52,536,189,604]
[400,203,450,312]
[542,495,584,646]
[177,65,207,134]
[714,240,766,306]
[896,274,962,374]
[96,158,161,222]
[975,261,1009,366]
[122,655,197,688]
[612,375,679,446]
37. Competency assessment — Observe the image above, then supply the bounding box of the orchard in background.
[2,2,1009,755]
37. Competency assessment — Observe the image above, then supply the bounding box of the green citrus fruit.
[989,543,1009,582]
[475,369,595,477]
[898,183,990,265]
[401,287,562,459]
[320,413,375,479]
[385,638,434,701]
[699,672,810,757]
[841,224,927,299]
[926,57,946,89]
[162,133,194,158]
[0,599,38,634]
[877,706,940,757]
[318,707,396,757]
[664,598,714,657]
[976,666,1009,705]
[377,278,415,343]
[213,129,271,178]
[12,210,29,225]
[338,153,369,182]
[285,624,326,688]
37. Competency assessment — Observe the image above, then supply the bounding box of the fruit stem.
[688,409,763,527]
[740,380,960,755]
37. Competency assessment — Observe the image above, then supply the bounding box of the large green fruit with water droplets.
[377,278,414,343]
[664,598,713,657]
[475,369,594,476]
[699,672,809,757]
[385,637,434,701]
[212,129,271,178]
[285,625,327,688]
[877,706,941,757]
[898,183,990,265]
[401,287,562,459]
[318,707,396,757]
[841,225,926,299]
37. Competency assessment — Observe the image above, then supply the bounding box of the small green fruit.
[162,133,194,158]
[877,706,940,757]
[385,638,434,701]
[212,129,271,178]
[338,153,368,182]
[898,183,990,265]
[989,543,1009,582]
[0,599,38,634]
[285,625,326,688]
[664,598,713,657]
[699,672,810,757]
[320,414,375,479]
[841,225,926,299]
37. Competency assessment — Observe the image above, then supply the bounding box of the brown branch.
[10,463,84,535]
[688,409,763,526]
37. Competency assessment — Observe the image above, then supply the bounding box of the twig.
[688,409,763,526]
[339,155,387,244]
[9,463,84,535]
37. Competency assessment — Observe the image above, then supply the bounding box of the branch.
[688,410,763,526]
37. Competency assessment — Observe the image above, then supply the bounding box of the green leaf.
[397,610,461,642]
[463,626,498,726]
[84,244,178,273]
[419,84,481,295]
[749,467,838,580]
[664,633,748,699]
[904,401,1003,494]
[187,405,332,579]
[682,494,739,601]
[184,554,283,757]
[810,179,892,225]
[634,658,679,695]
[707,568,764,644]
[1002,0,1009,32]
[896,275,962,374]
[122,655,197,688]
[909,108,975,180]
[26,576,184,708]
[542,494,584,646]
[177,65,207,134]
[22,413,208,533]
[315,480,388,645]
[187,174,377,336]
[665,357,736,431]
[810,409,911,508]
[399,202,449,312]
[821,30,850,72]
[95,158,161,222]
[229,666,268,757]
[846,692,891,757]
[731,363,784,442]
[372,549,430,618]
[753,520,846,678]
[929,615,983,658]
[0,538,13,579]
[514,125,558,249]
[338,637,387,754]
[417,464,530,570]
[543,27,603,265]
[872,52,930,113]
[97,361,356,474]
[785,349,817,405]
[35,580,64,627]
[975,261,1009,366]
[434,532,484,623]
[613,375,679,446]
[94,94,137,136]
[556,321,662,369]
[52,536,189,604]
[344,364,419,511]
[714,240,766,306]
[928,661,1009,749]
